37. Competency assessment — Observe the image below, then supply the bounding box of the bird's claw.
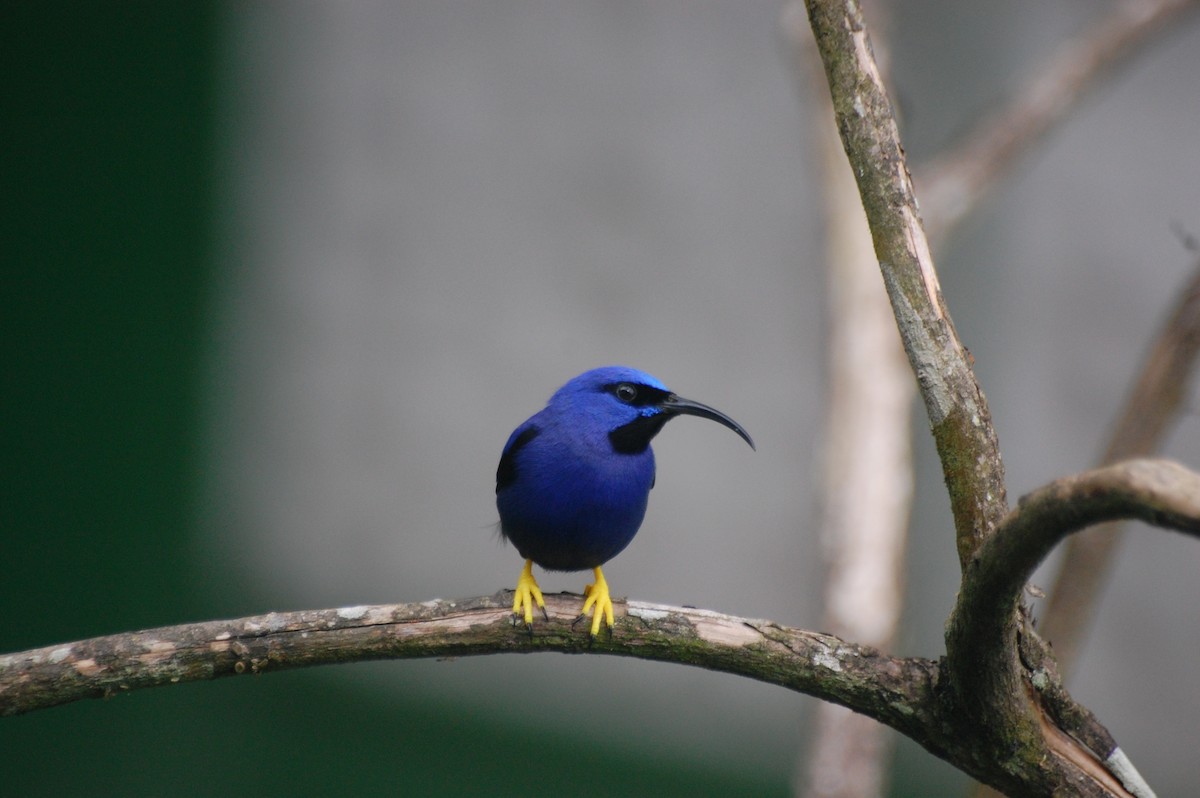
[578,566,615,638]
[511,559,546,634]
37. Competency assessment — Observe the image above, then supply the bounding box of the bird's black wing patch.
[496,425,540,493]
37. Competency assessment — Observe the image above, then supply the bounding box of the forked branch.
[2,458,1197,797]
[2,458,1196,797]
[4,4,1196,797]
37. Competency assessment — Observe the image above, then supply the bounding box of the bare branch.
[0,594,935,734]
[1040,260,1200,675]
[799,2,1200,793]
[920,0,1200,245]
[6,7,1192,797]
[950,459,1200,673]
[5,456,1196,796]
[803,0,1008,568]
[789,4,1200,794]
[782,3,912,794]
[945,458,1200,795]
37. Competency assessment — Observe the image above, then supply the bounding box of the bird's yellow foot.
[512,559,547,629]
[578,566,614,637]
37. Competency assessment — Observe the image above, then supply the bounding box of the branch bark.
[948,460,1200,707]
[0,594,937,736]
[783,3,912,794]
[800,1,1197,794]
[803,0,1008,568]
[786,3,1198,794]
[3,458,1196,795]
[5,6,1196,797]
[944,459,1200,797]
[950,460,1200,686]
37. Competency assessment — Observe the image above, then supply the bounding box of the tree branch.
[799,2,1198,794]
[949,459,1200,682]
[782,3,913,794]
[785,5,1200,793]
[919,0,1200,246]
[3,459,1196,795]
[0,593,934,736]
[803,0,1008,567]
[1040,258,1200,675]
[7,7,1195,797]
[944,458,1200,796]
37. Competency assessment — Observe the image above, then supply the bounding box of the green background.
[0,5,781,795]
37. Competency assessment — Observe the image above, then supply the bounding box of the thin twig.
[920,0,1200,246]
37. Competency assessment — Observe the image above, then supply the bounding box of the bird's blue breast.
[497,413,657,571]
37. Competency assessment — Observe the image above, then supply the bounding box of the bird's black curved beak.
[661,394,755,450]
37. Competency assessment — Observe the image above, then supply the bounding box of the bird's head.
[547,366,755,454]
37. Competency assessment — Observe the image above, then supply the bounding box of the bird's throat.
[608,413,671,454]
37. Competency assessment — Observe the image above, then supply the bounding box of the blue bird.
[496,366,754,636]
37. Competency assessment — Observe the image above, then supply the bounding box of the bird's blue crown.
[546,366,671,420]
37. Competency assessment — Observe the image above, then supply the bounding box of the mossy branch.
[3,458,1197,796]
[803,0,1008,567]
[5,4,1196,797]
[0,594,936,740]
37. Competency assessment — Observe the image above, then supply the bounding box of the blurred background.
[3,2,1198,795]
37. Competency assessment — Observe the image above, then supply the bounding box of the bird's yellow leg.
[579,566,615,637]
[512,559,546,627]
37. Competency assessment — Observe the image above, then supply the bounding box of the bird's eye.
[614,383,638,403]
